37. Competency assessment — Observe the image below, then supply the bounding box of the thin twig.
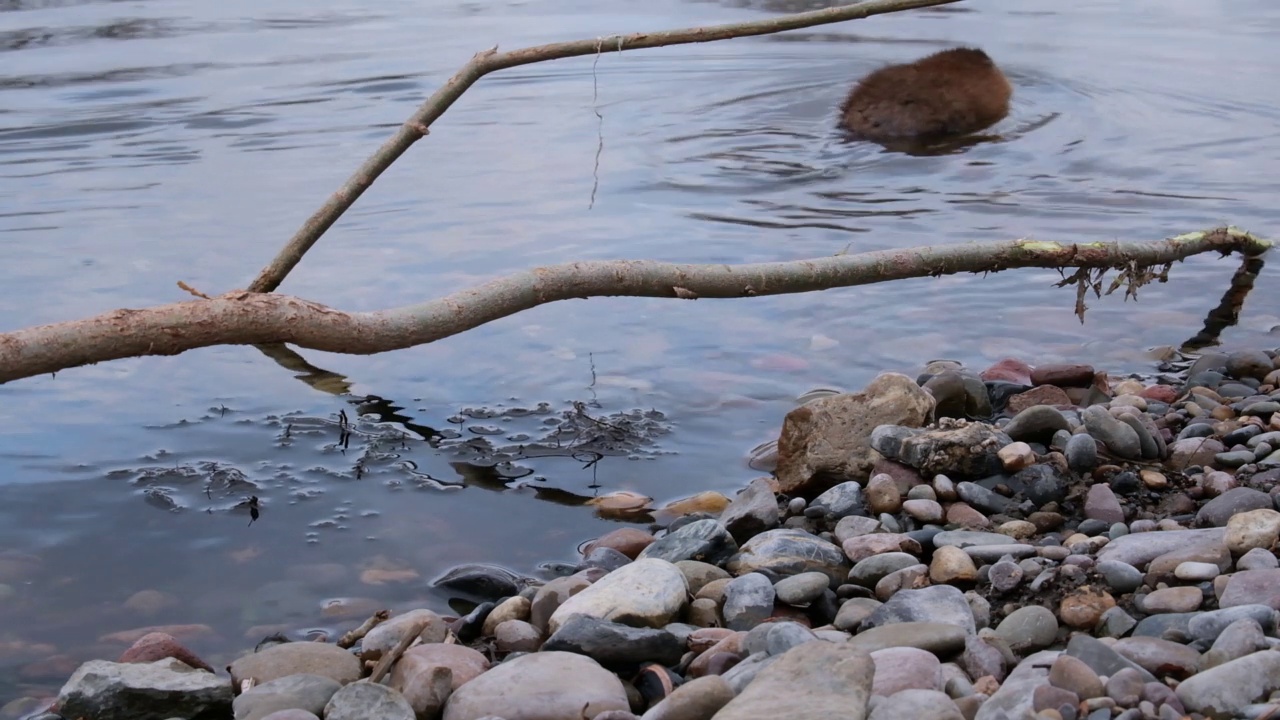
[366,620,426,684]
[245,0,962,293]
[337,609,390,649]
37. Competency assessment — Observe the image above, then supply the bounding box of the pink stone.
[1139,385,1179,403]
[981,358,1033,385]
[118,632,215,673]
[1030,363,1095,388]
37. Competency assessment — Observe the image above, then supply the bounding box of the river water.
[1,0,1279,706]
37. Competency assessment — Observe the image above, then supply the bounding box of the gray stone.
[1097,559,1144,594]
[955,482,1013,515]
[324,683,414,720]
[1012,463,1067,506]
[711,641,873,720]
[1082,406,1142,459]
[974,650,1060,720]
[56,658,231,720]
[1111,636,1201,679]
[861,585,975,635]
[1065,634,1155,683]
[442,652,628,720]
[1004,405,1071,444]
[229,642,362,688]
[765,622,818,656]
[1198,488,1274,527]
[806,482,866,521]
[233,674,340,720]
[639,675,734,720]
[962,636,1007,682]
[1203,619,1269,669]
[1117,412,1162,460]
[720,478,780,543]
[848,552,920,588]
[896,423,1010,477]
[639,519,738,566]
[543,615,683,667]
[833,515,882,544]
[774,572,830,605]
[1097,606,1138,638]
[1175,650,1280,720]
[723,573,776,631]
[432,564,530,601]
[994,605,1058,654]
[1237,547,1280,571]
[1132,613,1197,642]
[988,558,1023,594]
[548,558,688,634]
[1095,527,1225,568]
[867,689,962,720]
[932,530,1017,548]
[1065,433,1099,472]
[1219,569,1280,610]
[1188,605,1279,643]
[531,576,590,632]
[845,622,967,656]
[726,529,849,587]
[1169,437,1226,470]
[720,652,777,695]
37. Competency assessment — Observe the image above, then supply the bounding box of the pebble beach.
[16,347,1280,720]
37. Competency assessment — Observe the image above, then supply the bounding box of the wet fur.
[839,47,1012,142]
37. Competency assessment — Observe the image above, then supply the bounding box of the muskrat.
[838,47,1012,143]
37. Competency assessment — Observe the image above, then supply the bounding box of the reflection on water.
[2,0,1280,704]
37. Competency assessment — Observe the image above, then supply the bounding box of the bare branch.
[0,227,1267,386]
[245,0,963,293]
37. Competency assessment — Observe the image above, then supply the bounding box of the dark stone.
[639,519,738,566]
[1197,487,1273,527]
[450,602,494,643]
[957,481,1014,515]
[805,481,866,522]
[1004,405,1072,444]
[543,615,684,668]
[1065,634,1156,684]
[1065,434,1099,472]
[432,563,529,601]
[1109,471,1141,495]
[1011,464,1067,506]
[720,477,781,543]
[1131,613,1197,643]
[581,547,633,573]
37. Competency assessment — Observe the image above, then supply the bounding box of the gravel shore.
[20,348,1280,720]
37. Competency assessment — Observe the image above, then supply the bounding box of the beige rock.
[929,546,978,584]
[774,373,934,495]
[997,442,1036,472]
[1225,509,1280,555]
[482,596,531,636]
[1059,587,1115,629]
[866,474,903,515]
[997,521,1037,540]
[711,641,874,720]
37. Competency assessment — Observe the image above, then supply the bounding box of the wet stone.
[727,529,850,587]
[639,519,738,566]
[1066,433,1100,472]
[805,481,865,521]
[721,476,778,538]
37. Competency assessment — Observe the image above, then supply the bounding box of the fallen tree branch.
[0,227,1267,385]
[246,0,962,293]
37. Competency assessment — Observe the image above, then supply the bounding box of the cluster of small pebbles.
[18,348,1280,720]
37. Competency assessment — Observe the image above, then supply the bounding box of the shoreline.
[11,348,1280,720]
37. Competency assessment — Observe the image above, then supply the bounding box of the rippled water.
[2,0,1280,705]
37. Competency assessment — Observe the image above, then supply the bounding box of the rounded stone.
[722,573,775,631]
[866,474,902,515]
[902,499,943,524]
[1060,587,1115,629]
[1225,508,1280,555]
[929,546,978,584]
[1141,586,1203,614]
[548,558,688,634]
[994,605,1059,653]
[773,572,830,606]
[727,528,850,587]
[441,652,628,720]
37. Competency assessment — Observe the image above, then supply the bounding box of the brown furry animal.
[839,47,1012,142]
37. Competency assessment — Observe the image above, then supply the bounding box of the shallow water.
[2,0,1280,704]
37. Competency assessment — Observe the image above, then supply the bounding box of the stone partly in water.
[725,528,849,587]
[442,652,629,720]
[56,658,231,720]
[719,477,781,543]
[712,641,874,720]
[548,558,688,634]
[774,373,934,496]
[431,563,531,601]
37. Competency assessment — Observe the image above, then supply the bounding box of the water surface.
[2,0,1279,705]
